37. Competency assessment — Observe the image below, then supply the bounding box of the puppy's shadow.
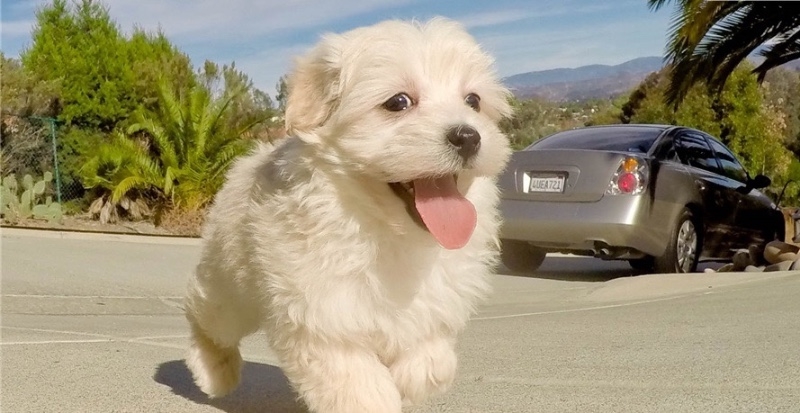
[154,360,309,413]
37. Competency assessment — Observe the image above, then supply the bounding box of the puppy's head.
[285,18,512,248]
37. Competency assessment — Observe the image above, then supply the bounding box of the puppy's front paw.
[282,344,403,413]
[185,327,243,398]
[390,338,457,405]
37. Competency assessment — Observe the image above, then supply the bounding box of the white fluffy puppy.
[185,17,512,413]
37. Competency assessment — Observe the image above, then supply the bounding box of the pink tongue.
[413,176,477,249]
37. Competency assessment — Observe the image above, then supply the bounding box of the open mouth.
[388,175,477,250]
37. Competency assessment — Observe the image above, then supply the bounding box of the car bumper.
[499,194,670,257]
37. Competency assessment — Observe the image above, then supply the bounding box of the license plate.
[528,175,565,193]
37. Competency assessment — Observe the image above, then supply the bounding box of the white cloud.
[104,0,417,42]
[232,42,313,95]
[6,0,417,46]
[457,9,538,29]
[475,17,669,77]
[1,0,671,95]
[4,0,417,91]
[456,2,631,30]
[1,19,34,38]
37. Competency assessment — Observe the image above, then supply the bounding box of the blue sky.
[1,0,672,97]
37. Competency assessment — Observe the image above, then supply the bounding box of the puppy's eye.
[465,93,480,112]
[383,93,414,112]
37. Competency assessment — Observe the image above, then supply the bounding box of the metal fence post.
[29,116,63,203]
[48,118,63,204]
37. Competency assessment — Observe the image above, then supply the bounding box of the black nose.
[446,125,481,161]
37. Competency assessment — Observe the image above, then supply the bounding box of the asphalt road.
[2,229,799,413]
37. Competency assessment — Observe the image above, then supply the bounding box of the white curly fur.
[184,17,512,413]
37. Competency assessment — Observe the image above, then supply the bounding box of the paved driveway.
[2,229,799,412]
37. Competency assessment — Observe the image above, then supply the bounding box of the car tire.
[764,222,785,244]
[500,239,546,273]
[628,256,655,272]
[654,208,701,273]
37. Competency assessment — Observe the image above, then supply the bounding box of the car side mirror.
[736,174,771,195]
[750,174,771,189]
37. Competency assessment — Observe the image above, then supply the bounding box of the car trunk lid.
[499,149,632,203]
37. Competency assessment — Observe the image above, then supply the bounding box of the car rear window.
[529,127,666,152]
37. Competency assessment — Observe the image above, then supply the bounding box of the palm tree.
[81,81,264,222]
[80,131,162,223]
[127,82,258,209]
[650,0,800,106]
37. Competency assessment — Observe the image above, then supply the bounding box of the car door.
[673,132,740,257]
[705,136,776,246]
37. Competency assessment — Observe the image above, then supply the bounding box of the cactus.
[1,171,63,224]
[3,175,18,193]
[32,202,63,223]
[0,183,13,216]
[33,179,46,196]
[22,174,33,191]
[19,189,32,218]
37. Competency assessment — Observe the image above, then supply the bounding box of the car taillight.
[606,156,648,195]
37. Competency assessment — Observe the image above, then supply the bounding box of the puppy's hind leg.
[184,267,260,398]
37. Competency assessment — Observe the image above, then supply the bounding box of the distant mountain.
[503,57,664,101]
[749,56,800,72]
[504,55,800,102]
[783,60,800,71]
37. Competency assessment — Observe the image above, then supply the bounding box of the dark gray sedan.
[499,124,785,274]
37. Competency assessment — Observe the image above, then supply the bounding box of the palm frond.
[195,88,238,157]
[231,113,271,139]
[131,150,165,186]
[157,81,189,161]
[79,156,114,189]
[755,28,800,81]
[111,175,148,203]
[648,0,680,12]
[157,81,185,132]
[662,2,800,106]
[163,165,179,198]
[207,140,251,180]
[129,118,180,169]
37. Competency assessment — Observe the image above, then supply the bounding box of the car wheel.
[764,223,785,244]
[628,256,655,272]
[654,208,701,273]
[500,239,546,273]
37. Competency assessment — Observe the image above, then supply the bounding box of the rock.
[763,240,800,265]
[764,260,794,272]
[749,244,764,265]
[744,265,765,272]
[732,249,753,270]
[716,263,735,273]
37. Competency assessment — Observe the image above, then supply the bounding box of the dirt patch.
[157,208,206,237]
[1,213,187,236]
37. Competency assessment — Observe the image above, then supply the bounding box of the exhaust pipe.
[592,241,614,258]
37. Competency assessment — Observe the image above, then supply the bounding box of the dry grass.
[156,207,207,237]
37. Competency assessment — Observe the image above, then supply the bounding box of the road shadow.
[501,256,637,282]
[154,360,309,413]
[501,257,727,282]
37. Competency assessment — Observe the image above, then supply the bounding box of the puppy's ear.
[285,34,344,138]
